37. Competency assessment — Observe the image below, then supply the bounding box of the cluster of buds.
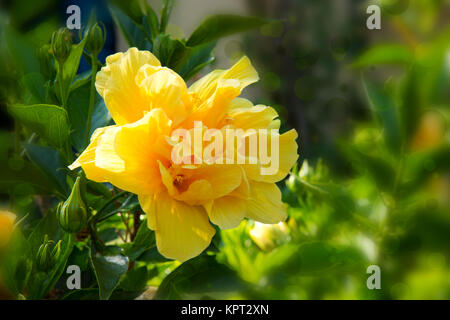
[51,28,72,65]
[57,176,88,234]
[35,235,61,272]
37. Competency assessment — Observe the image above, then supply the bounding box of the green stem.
[91,191,128,223]
[85,54,98,148]
[57,61,67,109]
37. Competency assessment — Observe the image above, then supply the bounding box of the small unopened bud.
[250,222,290,251]
[38,44,55,79]
[51,28,72,64]
[85,23,106,56]
[36,235,61,272]
[57,177,88,233]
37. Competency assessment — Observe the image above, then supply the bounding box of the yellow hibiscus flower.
[70,47,299,262]
[0,210,16,248]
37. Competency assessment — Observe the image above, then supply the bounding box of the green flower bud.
[36,235,61,272]
[38,44,54,80]
[51,28,72,64]
[85,23,106,56]
[58,176,88,233]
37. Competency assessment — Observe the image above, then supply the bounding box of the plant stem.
[57,61,66,109]
[91,191,128,223]
[85,54,98,148]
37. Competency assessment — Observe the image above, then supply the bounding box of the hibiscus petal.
[229,104,280,130]
[95,47,161,125]
[245,181,287,224]
[206,196,246,229]
[189,56,259,103]
[136,65,189,124]
[139,192,215,262]
[243,129,299,183]
[68,126,117,182]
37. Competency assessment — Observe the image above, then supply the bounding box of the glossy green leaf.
[108,4,152,50]
[186,14,267,47]
[120,266,148,292]
[66,81,111,151]
[90,250,129,300]
[23,143,69,197]
[352,44,414,68]
[58,38,87,103]
[178,41,216,81]
[8,104,70,148]
[20,73,46,104]
[155,255,244,300]
[160,0,175,33]
[152,34,192,71]
[124,219,156,261]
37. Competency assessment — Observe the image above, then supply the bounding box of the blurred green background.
[0,0,449,300]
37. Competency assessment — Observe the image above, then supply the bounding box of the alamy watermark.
[170,121,280,176]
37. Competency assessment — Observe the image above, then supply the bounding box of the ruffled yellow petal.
[70,109,173,195]
[229,104,280,130]
[136,65,189,124]
[189,56,259,102]
[243,129,299,183]
[139,192,215,262]
[95,47,161,125]
[68,126,117,182]
[206,196,246,229]
[245,181,287,224]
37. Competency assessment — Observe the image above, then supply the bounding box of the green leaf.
[155,255,244,300]
[120,266,148,292]
[152,34,192,71]
[352,44,414,68]
[3,25,40,74]
[160,0,175,33]
[23,143,69,197]
[58,37,87,102]
[178,41,216,81]
[124,219,156,261]
[363,78,402,153]
[0,157,57,196]
[8,104,70,149]
[20,73,46,104]
[90,250,129,300]
[186,14,267,47]
[108,4,152,50]
[67,81,111,151]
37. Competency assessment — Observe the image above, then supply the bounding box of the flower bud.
[0,211,16,249]
[36,235,61,272]
[250,222,290,251]
[57,176,88,233]
[38,44,55,80]
[51,28,72,64]
[85,23,106,56]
